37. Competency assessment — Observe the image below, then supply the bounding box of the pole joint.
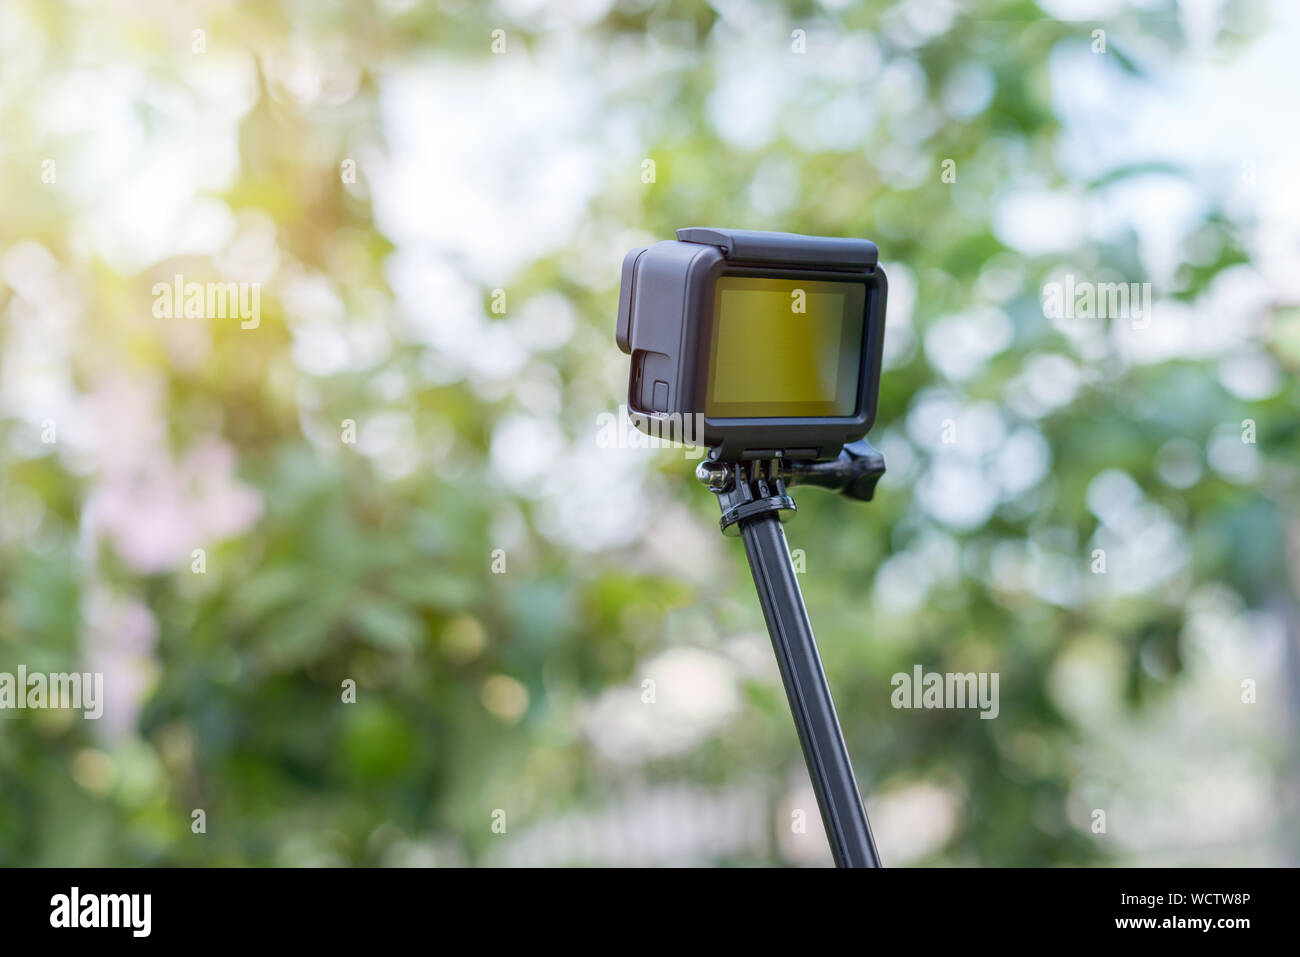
[697,458,797,536]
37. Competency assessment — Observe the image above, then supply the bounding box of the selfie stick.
[697,440,886,868]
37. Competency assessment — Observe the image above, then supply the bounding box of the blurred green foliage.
[0,0,1296,866]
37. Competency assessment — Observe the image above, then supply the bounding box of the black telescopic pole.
[741,512,880,868]
[702,457,881,868]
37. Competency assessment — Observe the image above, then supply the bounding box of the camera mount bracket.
[696,440,886,868]
[700,458,798,537]
[697,438,887,535]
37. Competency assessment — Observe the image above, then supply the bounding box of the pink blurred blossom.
[79,373,262,574]
[81,587,160,740]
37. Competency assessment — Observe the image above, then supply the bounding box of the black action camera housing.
[616,227,887,461]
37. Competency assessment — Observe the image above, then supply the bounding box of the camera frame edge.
[616,228,888,462]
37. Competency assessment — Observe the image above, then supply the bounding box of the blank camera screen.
[706,276,866,418]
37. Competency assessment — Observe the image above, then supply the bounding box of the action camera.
[614,227,893,866]
[616,227,887,461]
